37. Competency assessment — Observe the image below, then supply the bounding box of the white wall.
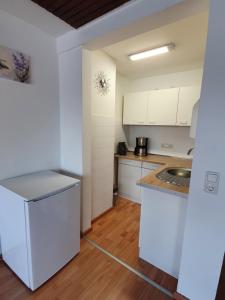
[125,69,203,157]
[80,49,116,229]
[128,69,203,92]
[82,49,93,232]
[178,1,225,299]
[0,9,60,254]
[91,51,116,219]
[59,46,89,233]
[0,0,72,37]
[0,9,60,179]
[59,47,83,175]
[115,73,129,152]
[127,126,194,157]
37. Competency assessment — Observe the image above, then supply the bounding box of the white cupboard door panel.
[118,163,141,203]
[25,186,80,290]
[123,92,148,125]
[139,188,187,278]
[0,188,30,287]
[177,86,201,126]
[147,88,179,125]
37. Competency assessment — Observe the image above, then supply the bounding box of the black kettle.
[117,142,128,155]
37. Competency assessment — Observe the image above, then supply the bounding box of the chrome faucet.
[187,148,194,155]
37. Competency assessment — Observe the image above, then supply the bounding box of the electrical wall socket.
[204,171,220,194]
[161,143,174,149]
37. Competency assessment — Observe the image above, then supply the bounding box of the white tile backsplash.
[127,125,195,158]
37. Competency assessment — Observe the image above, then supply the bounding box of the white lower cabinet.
[139,187,187,278]
[118,159,160,204]
[118,159,142,203]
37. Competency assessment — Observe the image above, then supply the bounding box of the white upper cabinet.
[147,88,179,125]
[123,86,201,126]
[176,86,201,126]
[123,92,148,125]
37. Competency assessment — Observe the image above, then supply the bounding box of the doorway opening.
[83,1,209,295]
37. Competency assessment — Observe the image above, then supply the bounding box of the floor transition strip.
[84,236,174,299]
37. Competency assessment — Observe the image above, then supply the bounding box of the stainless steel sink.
[156,168,191,187]
[166,168,191,178]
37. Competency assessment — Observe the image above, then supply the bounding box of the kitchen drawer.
[119,158,142,168]
[142,162,161,170]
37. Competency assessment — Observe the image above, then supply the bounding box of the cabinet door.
[26,186,80,290]
[123,92,148,125]
[118,162,142,203]
[139,188,187,278]
[147,88,179,125]
[177,86,201,126]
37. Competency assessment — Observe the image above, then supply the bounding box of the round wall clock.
[94,71,110,95]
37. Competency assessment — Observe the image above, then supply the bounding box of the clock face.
[94,71,110,95]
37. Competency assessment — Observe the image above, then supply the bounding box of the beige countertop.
[115,152,192,197]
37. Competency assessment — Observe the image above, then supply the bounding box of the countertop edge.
[116,152,192,196]
[137,181,189,199]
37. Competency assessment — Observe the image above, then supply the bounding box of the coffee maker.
[134,137,149,156]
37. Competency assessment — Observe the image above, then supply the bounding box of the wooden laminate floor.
[0,239,171,300]
[86,197,178,294]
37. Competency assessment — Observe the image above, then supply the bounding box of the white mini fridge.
[0,171,80,290]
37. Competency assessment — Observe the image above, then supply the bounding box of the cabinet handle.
[179,121,188,125]
[148,121,155,125]
[138,121,145,124]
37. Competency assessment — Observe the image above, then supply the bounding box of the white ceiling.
[0,0,73,37]
[103,12,208,79]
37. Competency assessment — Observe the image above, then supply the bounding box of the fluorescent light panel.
[129,44,174,61]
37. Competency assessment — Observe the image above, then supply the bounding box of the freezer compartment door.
[25,185,80,290]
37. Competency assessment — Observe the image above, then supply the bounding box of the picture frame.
[0,45,31,83]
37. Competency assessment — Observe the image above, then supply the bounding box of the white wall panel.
[178,1,225,299]
[0,9,61,253]
[0,9,60,179]
[59,47,83,175]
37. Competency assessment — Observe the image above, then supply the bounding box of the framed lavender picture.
[0,45,31,83]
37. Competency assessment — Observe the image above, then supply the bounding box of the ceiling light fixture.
[129,44,175,61]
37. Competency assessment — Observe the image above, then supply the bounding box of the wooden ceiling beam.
[32,0,130,28]
[52,0,84,16]
[68,0,129,28]
[62,0,116,22]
